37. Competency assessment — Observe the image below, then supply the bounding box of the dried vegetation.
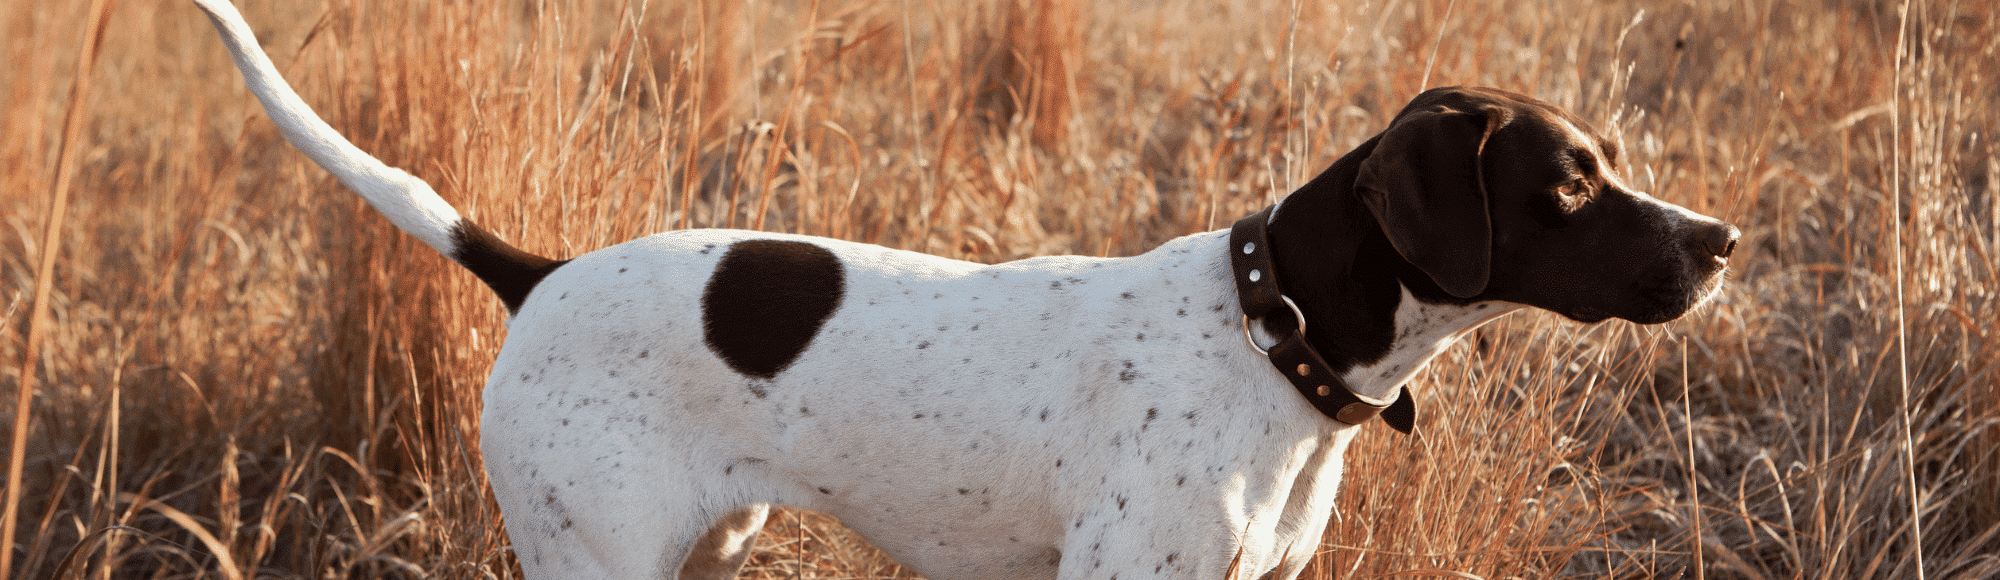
[2,0,1995,577]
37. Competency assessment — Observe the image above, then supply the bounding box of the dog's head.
[1354,86,1738,324]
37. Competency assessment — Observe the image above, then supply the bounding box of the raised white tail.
[192,0,564,313]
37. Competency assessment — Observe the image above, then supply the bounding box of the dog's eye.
[1554,179,1593,210]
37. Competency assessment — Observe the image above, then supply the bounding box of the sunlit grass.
[2,0,1994,577]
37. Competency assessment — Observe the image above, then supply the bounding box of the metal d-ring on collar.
[1229,205,1417,434]
[1240,295,1305,356]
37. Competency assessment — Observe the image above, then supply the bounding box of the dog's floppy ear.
[1354,103,1507,298]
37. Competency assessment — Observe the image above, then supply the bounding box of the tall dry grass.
[2,0,1995,578]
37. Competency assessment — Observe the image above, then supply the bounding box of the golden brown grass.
[3,0,1995,578]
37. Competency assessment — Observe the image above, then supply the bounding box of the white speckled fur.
[482,228,1518,580]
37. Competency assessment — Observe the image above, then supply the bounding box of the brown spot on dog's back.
[701,240,846,379]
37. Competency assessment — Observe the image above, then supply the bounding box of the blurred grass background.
[2,0,1995,577]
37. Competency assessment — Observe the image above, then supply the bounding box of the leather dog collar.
[1229,206,1417,434]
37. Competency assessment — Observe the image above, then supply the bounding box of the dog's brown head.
[1350,86,1738,324]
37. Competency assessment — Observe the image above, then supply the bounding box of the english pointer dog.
[191,1,1739,578]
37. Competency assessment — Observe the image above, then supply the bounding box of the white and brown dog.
[194,1,1738,579]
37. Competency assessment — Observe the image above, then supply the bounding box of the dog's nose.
[1696,222,1740,260]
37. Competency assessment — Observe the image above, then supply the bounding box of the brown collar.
[1229,206,1417,434]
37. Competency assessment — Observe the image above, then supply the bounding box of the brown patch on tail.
[448,221,568,314]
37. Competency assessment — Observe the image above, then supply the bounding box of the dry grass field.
[3,0,1996,577]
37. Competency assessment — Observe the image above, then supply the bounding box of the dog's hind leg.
[677,505,771,580]
[482,386,776,578]
[490,462,771,580]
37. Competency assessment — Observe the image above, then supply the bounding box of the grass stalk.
[1887,0,1927,578]
[1,1,118,578]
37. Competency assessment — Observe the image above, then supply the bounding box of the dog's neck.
[1261,138,1523,402]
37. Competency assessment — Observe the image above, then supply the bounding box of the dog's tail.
[191,0,563,314]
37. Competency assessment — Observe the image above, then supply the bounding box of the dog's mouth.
[1562,305,1617,324]
[1590,265,1729,325]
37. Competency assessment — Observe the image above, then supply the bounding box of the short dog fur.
[193,1,1739,579]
